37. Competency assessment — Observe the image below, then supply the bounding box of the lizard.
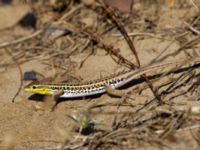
[24,57,200,98]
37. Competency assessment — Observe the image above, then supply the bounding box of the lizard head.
[24,83,53,95]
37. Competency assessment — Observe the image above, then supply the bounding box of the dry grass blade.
[0,30,42,49]
[98,0,166,104]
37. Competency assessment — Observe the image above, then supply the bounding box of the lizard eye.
[32,85,36,89]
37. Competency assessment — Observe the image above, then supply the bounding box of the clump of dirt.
[0,0,200,149]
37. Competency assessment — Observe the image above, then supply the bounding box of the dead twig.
[4,48,23,102]
[100,1,140,67]
[156,35,200,62]
[190,0,200,11]
[83,29,136,68]
[0,30,42,49]
[100,1,163,104]
[184,21,200,35]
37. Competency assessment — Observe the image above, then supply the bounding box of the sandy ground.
[0,1,200,150]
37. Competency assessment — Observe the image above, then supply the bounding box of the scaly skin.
[24,57,200,98]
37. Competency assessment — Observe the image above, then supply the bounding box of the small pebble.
[24,71,37,80]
